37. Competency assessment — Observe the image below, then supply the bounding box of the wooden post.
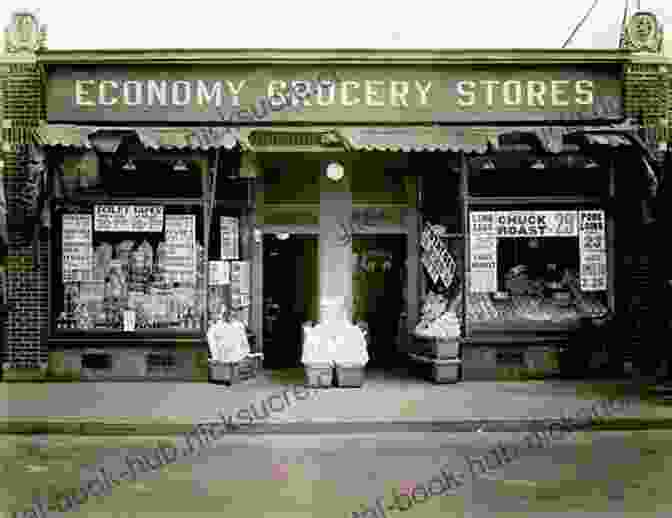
[459,151,469,339]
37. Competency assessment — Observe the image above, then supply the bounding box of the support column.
[319,164,352,317]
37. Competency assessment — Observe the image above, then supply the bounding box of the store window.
[468,149,610,197]
[54,203,205,332]
[98,154,204,197]
[465,207,609,328]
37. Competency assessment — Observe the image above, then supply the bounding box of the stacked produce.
[414,291,461,339]
[504,265,544,296]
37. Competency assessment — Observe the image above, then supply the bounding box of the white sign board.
[220,217,239,260]
[164,215,196,284]
[579,210,607,291]
[94,205,163,232]
[62,214,93,282]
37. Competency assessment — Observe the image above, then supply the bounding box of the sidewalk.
[1,368,671,435]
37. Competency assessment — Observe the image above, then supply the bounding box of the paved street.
[3,430,672,517]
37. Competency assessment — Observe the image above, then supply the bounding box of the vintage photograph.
[1,2,672,517]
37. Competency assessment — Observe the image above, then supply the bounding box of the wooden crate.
[334,365,365,387]
[304,364,334,388]
[409,353,461,384]
[413,335,460,359]
[209,353,264,385]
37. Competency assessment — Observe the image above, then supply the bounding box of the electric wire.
[562,0,601,48]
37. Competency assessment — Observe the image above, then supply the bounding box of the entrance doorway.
[352,236,406,367]
[262,233,318,368]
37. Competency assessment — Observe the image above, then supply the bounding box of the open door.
[352,235,406,367]
[263,234,318,368]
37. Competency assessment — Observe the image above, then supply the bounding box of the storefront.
[10,45,663,380]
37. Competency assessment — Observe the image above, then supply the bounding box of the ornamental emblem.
[624,12,663,53]
[4,10,47,53]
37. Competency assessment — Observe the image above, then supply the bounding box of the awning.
[33,124,241,151]
[337,123,639,154]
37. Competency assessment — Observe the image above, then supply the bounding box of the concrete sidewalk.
[1,369,671,434]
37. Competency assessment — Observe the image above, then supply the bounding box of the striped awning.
[337,123,639,154]
[33,124,241,151]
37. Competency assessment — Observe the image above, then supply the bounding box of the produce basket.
[334,364,365,387]
[304,364,334,388]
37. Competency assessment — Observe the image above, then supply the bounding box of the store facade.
[1,10,670,381]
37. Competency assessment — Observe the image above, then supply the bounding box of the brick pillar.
[624,61,671,160]
[1,10,49,370]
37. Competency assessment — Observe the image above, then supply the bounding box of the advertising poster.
[580,251,607,291]
[62,214,93,282]
[94,205,164,232]
[579,210,606,291]
[164,215,195,284]
[492,211,577,237]
[130,206,164,232]
[469,234,498,293]
[469,213,497,293]
[220,217,239,260]
[208,260,230,285]
[231,261,250,294]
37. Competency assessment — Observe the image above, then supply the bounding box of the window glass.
[55,204,205,332]
[98,155,203,197]
[468,152,609,197]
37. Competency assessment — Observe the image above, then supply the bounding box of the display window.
[464,207,609,329]
[53,203,205,333]
[98,153,204,198]
[468,149,610,197]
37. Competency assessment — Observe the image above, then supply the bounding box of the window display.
[460,209,609,326]
[55,204,205,332]
[415,226,464,339]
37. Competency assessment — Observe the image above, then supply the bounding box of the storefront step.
[460,345,561,381]
[46,348,210,381]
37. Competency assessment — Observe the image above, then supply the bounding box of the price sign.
[579,210,607,291]
[62,214,93,281]
[220,217,239,260]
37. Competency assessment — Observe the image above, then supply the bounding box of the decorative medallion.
[4,10,47,53]
[624,11,663,53]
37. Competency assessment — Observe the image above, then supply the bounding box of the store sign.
[471,211,577,237]
[94,205,164,232]
[45,64,623,124]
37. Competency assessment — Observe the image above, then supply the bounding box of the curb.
[1,417,672,435]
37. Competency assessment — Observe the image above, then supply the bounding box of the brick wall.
[624,62,671,160]
[2,61,48,368]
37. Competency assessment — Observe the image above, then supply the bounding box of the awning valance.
[34,122,643,156]
[337,123,639,154]
[33,124,241,151]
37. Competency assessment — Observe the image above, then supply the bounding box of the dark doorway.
[263,234,318,368]
[352,235,406,368]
